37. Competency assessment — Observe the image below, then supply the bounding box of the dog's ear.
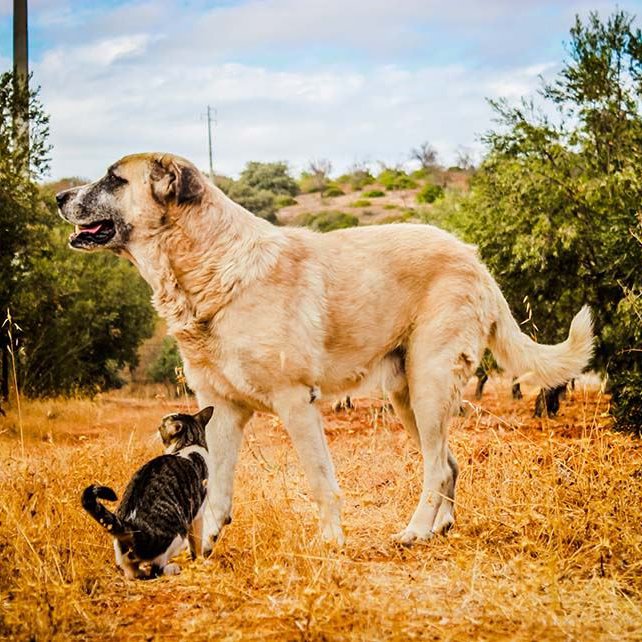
[194,406,214,429]
[151,155,205,206]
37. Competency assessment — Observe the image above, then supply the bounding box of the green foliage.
[0,72,155,397]
[337,169,375,190]
[148,337,183,385]
[13,219,156,396]
[220,160,299,223]
[296,211,359,232]
[349,199,371,208]
[239,161,299,196]
[452,10,642,429]
[299,172,325,194]
[377,168,417,191]
[416,183,445,204]
[224,181,278,223]
[362,189,385,198]
[419,189,467,229]
[322,184,344,198]
[275,194,297,208]
[376,210,416,225]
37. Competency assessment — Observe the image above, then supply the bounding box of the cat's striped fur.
[82,406,213,579]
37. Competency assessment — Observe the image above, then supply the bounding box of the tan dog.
[57,153,594,549]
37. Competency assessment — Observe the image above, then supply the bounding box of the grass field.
[1,378,641,640]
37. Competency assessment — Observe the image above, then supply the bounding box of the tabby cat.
[81,406,213,579]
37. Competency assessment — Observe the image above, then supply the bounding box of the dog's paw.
[432,513,455,535]
[321,523,345,548]
[391,528,433,547]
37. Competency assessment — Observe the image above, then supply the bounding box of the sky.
[1,0,641,180]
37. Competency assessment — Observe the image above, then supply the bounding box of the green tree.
[224,181,278,223]
[148,337,183,385]
[455,11,642,429]
[0,72,155,398]
[0,72,51,401]
[239,161,299,196]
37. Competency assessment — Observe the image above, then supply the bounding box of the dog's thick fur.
[57,153,594,548]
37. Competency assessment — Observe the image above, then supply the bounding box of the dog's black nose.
[56,191,69,209]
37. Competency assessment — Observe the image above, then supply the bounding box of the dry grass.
[1,379,641,641]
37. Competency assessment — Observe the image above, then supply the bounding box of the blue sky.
[1,0,641,179]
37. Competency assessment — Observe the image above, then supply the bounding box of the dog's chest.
[174,321,277,410]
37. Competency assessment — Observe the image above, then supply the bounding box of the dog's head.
[56,153,206,252]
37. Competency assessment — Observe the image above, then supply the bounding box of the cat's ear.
[194,406,214,428]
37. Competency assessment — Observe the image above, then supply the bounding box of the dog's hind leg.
[388,376,459,535]
[198,396,252,555]
[273,387,344,546]
[393,301,479,546]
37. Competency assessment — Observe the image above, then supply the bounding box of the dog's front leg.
[273,388,344,546]
[198,396,252,555]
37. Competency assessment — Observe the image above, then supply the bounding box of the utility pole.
[13,0,29,172]
[3,0,28,404]
[206,105,216,183]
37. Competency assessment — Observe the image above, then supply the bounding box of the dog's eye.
[106,169,128,186]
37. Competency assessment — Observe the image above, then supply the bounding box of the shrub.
[296,211,359,232]
[362,189,385,198]
[148,337,183,384]
[383,204,398,210]
[377,168,417,191]
[322,185,344,198]
[349,199,371,208]
[377,210,415,224]
[337,169,375,190]
[275,195,297,208]
[239,161,299,196]
[416,183,445,204]
[226,182,278,223]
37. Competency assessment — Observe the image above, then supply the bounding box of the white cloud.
[35,44,547,179]
[11,0,629,179]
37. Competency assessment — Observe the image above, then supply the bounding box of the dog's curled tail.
[81,485,129,539]
[487,278,594,390]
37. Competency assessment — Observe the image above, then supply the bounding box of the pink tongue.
[81,223,103,234]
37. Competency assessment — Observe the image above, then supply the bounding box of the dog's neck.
[124,185,286,333]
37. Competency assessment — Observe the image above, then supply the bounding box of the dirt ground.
[1,377,641,641]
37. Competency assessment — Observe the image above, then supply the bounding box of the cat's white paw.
[163,563,181,576]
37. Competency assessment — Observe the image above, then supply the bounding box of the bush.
[362,189,385,198]
[239,161,299,196]
[322,185,344,198]
[148,337,183,385]
[337,169,375,190]
[416,183,445,204]
[377,211,415,224]
[275,195,297,208]
[449,10,642,429]
[377,168,418,191]
[226,182,278,223]
[349,199,371,208]
[296,211,359,232]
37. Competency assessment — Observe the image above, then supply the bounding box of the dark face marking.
[57,165,132,252]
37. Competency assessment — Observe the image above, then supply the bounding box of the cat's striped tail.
[81,485,130,539]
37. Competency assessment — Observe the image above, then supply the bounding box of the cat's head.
[158,406,213,453]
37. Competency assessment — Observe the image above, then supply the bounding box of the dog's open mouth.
[69,220,116,247]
